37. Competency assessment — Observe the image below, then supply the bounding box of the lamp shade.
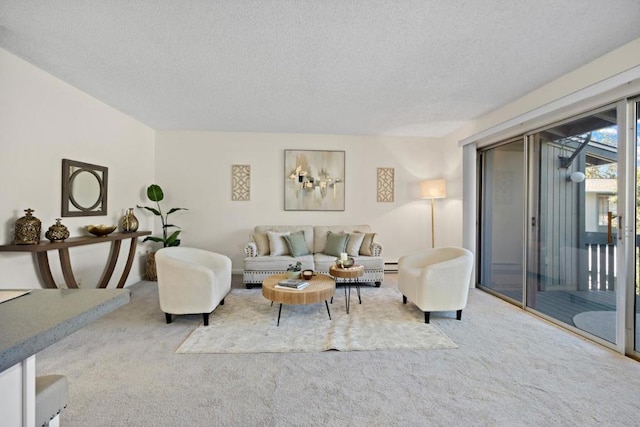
[420,179,447,199]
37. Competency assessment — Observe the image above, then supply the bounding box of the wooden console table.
[0,231,151,289]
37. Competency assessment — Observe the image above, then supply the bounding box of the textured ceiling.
[1,1,640,137]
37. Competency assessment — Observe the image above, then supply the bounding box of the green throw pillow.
[283,231,309,257]
[324,231,348,257]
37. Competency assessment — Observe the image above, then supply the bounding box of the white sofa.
[243,225,384,288]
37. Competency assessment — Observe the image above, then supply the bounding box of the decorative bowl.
[302,269,314,280]
[336,257,355,268]
[86,224,117,237]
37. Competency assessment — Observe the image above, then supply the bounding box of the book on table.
[276,278,309,290]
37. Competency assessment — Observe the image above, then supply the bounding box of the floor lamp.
[420,179,447,248]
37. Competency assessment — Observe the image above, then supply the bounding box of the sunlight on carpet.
[176,288,457,353]
[573,311,640,344]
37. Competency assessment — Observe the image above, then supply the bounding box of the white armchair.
[156,247,232,326]
[398,247,473,323]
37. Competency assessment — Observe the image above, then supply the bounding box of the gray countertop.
[0,288,130,372]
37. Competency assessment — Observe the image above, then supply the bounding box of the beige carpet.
[177,287,457,353]
[35,278,640,426]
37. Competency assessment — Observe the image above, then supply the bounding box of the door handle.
[617,214,623,241]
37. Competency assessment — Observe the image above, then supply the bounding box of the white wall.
[0,48,156,289]
[155,131,463,272]
[586,193,598,232]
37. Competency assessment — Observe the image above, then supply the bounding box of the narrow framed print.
[232,165,250,201]
[377,167,394,202]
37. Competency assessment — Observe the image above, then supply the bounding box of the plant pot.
[286,270,301,279]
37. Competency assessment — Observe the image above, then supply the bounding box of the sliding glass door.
[527,106,620,343]
[478,140,525,303]
[477,98,640,357]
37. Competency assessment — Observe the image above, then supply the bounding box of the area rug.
[573,311,640,344]
[176,287,457,353]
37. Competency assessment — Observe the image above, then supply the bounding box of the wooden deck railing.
[583,239,640,294]
[584,232,616,291]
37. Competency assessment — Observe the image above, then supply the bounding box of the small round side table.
[329,265,364,314]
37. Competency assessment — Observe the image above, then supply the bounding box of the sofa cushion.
[324,231,348,257]
[252,232,270,255]
[267,231,290,256]
[345,232,365,257]
[359,232,376,256]
[313,225,371,254]
[256,226,314,254]
[245,254,314,271]
[283,231,310,257]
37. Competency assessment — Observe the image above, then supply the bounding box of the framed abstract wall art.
[284,149,345,211]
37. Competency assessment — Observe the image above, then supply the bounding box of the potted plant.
[286,261,302,279]
[138,184,187,280]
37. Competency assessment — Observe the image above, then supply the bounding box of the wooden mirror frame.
[61,159,108,217]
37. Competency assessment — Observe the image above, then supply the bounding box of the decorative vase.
[120,208,139,233]
[45,219,70,242]
[14,208,42,245]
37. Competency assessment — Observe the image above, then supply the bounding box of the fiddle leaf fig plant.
[137,184,187,247]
